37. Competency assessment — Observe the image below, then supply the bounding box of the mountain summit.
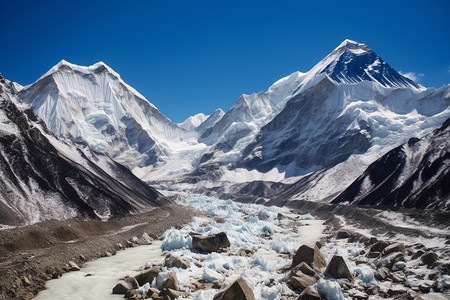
[310,39,424,90]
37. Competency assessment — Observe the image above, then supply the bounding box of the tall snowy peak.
[0,73,168,226]
[194,40,448,182]
[178,112,209,131]
[17,60,189,171]
[311,39,424,90]
[331,117,450,210]
[197,108,225,134]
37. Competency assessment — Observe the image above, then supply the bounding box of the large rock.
[382,243,405,256]
[164,254,189,269]
[112,277,139,294]
[163,272,179,290]
[192,232,231,253]
[162,288,189,300]
[421,251,438,265]
[291,245,326,270]
[213,277,255,300]
[324,255,353,280]
[369,241,389,253]
[291,271,317,290]
[134,266,161,286]
[298,286,322,300]
[336,231,351,239]
[292,262,316,277]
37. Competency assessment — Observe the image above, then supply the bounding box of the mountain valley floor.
[0,197,449,300]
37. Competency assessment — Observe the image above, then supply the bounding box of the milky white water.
[35,193,327,299]
[35,241,163,300]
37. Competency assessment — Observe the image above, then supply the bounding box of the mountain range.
[1,39,449,226]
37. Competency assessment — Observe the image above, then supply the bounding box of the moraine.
[35,193,326,299]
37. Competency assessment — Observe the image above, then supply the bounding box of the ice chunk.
[202,267,224,283]
[315,279,345,300]
[161,228,192,251]
[354,265,374,283]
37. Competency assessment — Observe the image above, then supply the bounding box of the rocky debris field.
[105,194,450,300]
[0,204,196,300]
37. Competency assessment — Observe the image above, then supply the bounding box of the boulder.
[163,271,179,290]
[421,251,438,265]
[291,271,317,290]
[336,231,351,239]
[112,277,139,294]
[375,267,390,281]
[382,243,405,256]
[367,251,381,258]
[192,232,230,253]
[213,277,255,300]
[68,261,80,271]
[164,254,189,269]
[298,286,322,300]
[162,288,189,300]
[134,266,161,286]
[366,285,380,295]
[369,241,389,253]
[411,250,425,260]
[292,262,316,277]
[138,232,153,245]
[291,245,326,270]
[324,255,353,280]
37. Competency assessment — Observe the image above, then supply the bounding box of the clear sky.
[0,0,449,123]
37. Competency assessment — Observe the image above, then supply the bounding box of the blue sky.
[1,0,449,123]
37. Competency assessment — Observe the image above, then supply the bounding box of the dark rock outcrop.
[192,232,230,253]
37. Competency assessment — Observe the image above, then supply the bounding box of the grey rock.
[291,245,326,271]
[164,254,189,269]
[112,277,139,294]
[134,266,161,286]
[213,277,255,300]
[292,262,317,277]
[421,251,438,265]
[192,232,231,253]
[369,241,389,253]
[298,286,322,300]
[336,231,351,239]
[291,271,317,290]
[68,261,80,271]
[324,255,353,280]
[163,272,179,290]
[382,243,405,256]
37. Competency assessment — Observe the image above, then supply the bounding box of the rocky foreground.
[108,227,450,300]
[103,196,450,300]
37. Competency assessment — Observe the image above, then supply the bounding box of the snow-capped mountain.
[0,73,168,226]
[331,117,450,210]
[13,40,450,207]
[17,60,192,174]
[194,39,450,185]
[178,113,209,131]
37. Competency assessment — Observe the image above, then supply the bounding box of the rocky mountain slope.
[0,73,168,227]
[331,117,450,210]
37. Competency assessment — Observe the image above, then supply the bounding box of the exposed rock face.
[332,118,450,210]
[0,74,169,226]
[292,262,317,277]
[212,277,255,300]
[324,255,353,280]
[291,245,326,271]
[192,232,231,253]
